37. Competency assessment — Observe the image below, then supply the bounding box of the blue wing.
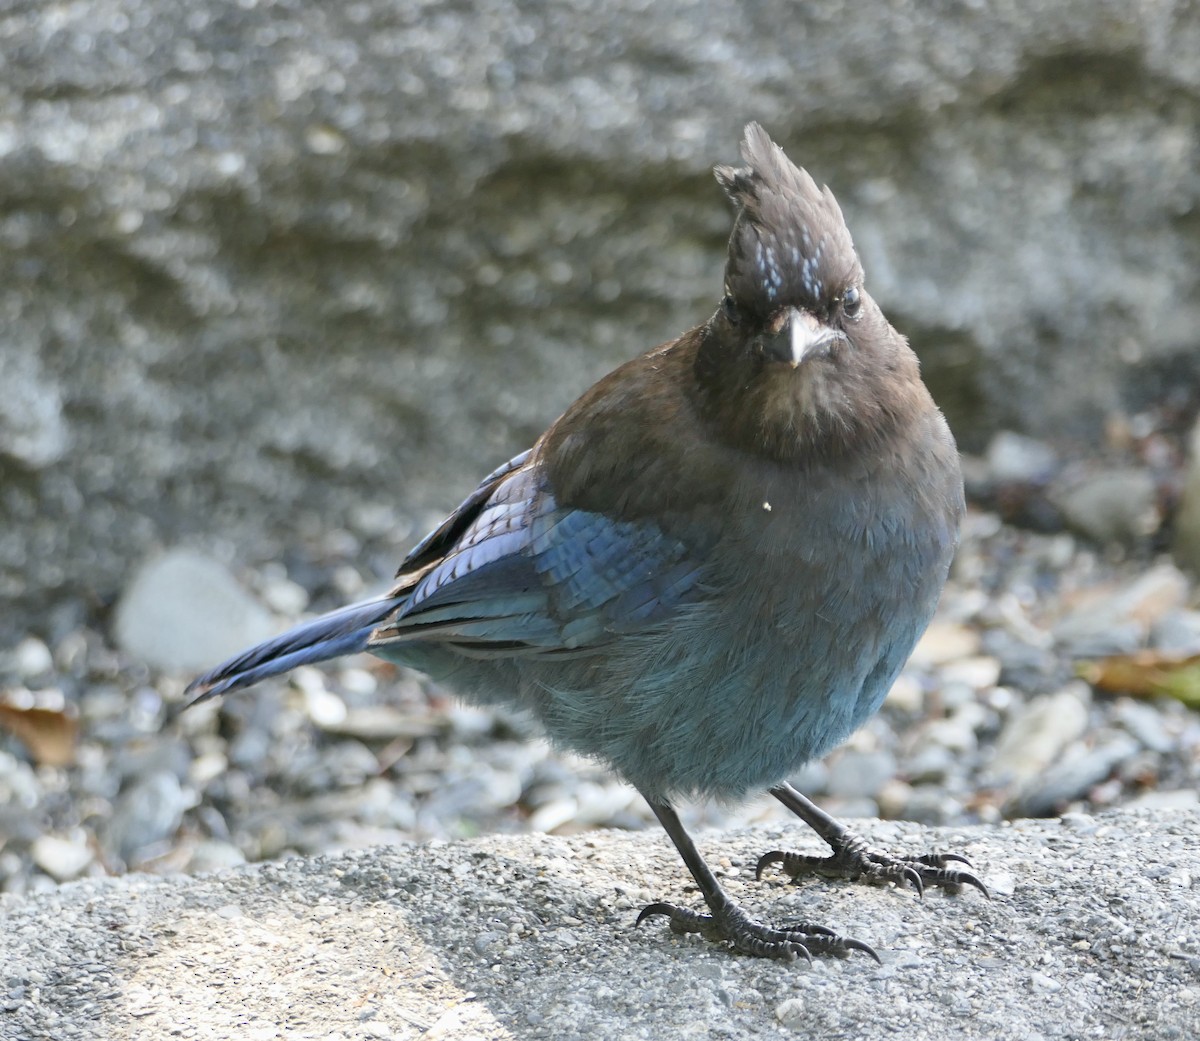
[372,451,708,656]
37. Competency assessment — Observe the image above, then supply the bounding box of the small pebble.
[261,576,310,617]
[1053,468,1160,545]
[985,431,1059,485]
[107,770,192,866]
[885,673,923,713]
[986,684,1091,789]
[1030,971,1063,993]
[187,842,248,873]
[30,834,93,882]
[940,656,1001,690]
[8,637,54,680]
[826,749,896,800]
[1015,733,1140,818]
[910,622,981,666]
[1171,417,1200,572]
[1113,699,1174,754]
[1151,610,1200,655]
[775,998,808,1031]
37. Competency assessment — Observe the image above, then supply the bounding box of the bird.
[186,122,985,963]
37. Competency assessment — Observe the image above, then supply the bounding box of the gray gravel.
[2,486,1199,899]
[2,810,1198,1040]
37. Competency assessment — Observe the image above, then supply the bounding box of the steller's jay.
[187,123,984,962]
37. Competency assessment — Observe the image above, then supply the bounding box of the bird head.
[697,123,919,461]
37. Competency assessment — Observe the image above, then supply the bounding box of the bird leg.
[636,794,880,962]
[759,782,989,897]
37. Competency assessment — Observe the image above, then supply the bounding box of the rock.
[5,0,1200,642]
[1014,732,1140,818]
[825,749,896,800]
[985,683,1091,792]
[260,574,311,617]
[884,673,924,713]
[317,706,441,741]
[776,998,808,1031]
[29,834,93,883]
[4,813,1199,1040]
[106,770,193,867]
[940,655,1002,691]
[1113,698,1175,754]
[1128,788,1200,811]
[183,840,248,874]
[909,621,982,667]
[985,431,1059,485]
[1,637,54,682]
[981,628,1059,693]
[1053,563,1191,657]
[1174,417,1200,574]
[0,350,69,470]
[113,549,276,674]
[1052,468,1160,546]
[1150,609,1200,654]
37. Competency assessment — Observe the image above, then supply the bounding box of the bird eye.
[842,285,862,319]
[722,294,740,324]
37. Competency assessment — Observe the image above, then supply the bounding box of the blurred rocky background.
[1,0,1200,892]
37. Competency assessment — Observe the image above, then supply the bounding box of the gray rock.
[1151,608,1200,654]
[1052,468,1160,546]
[0,637,54,682]
[905,745,956,785]
[985,684,1091,790]
[1114,698,1176,754]
[1128,788,1200,811]
[0,752,41,816]
[1174,417,1200,574]
[1,812,1198,1041]
[182,840,247,874]
[1052,563,1190,657]
[105,769,193,867]
[113,549,276,674]
[29,835,93,883]
[826,749,897,800]
[4,0,1200,640]
[0,349,69,470]
[1013,732,1140,817]
[984,431,1059,485]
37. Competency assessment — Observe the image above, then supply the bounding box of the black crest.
[715,123,862,317]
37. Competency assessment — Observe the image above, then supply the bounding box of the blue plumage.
[186,123,981,963]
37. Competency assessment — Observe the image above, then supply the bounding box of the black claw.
[636,902,677,926]
[780,940,814,965]
[906,850,974,869]
[755,850,786,880]
[843,937,883,965]
[957,871,990,899]
[902,866,924,897]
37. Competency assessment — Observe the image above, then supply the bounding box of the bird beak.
[760,308,839,367]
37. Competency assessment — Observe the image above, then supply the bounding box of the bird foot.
[756,830,989,898]
[636,899,880,963]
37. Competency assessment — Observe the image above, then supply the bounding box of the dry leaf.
[1077,651,1200,709]
[0,702,79,766]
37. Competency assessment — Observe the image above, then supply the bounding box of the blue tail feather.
[184,595,403,705]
